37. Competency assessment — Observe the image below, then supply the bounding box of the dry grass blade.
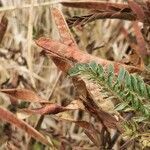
[0,107,50,146]
[0,1,59,12]
[0,89,48,103]
[26,0,35,87]
[36,38,143,74]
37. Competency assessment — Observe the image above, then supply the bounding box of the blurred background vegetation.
[0,0,149,149]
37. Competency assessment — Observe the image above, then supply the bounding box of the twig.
[67,11,136,27]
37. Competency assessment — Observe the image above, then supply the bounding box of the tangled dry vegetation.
[0,0,150,150]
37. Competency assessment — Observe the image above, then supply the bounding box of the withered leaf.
[75,121,101,147]
[52,8,77,47]
[36,38,142,74]
[0,89,48,103]
[82,100,123,132]
[21,104,66,115]
[20,100,84,115]
[0,107,50,146]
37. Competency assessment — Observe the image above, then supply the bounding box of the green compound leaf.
[68,62,150,119]
[117,67,126,82]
